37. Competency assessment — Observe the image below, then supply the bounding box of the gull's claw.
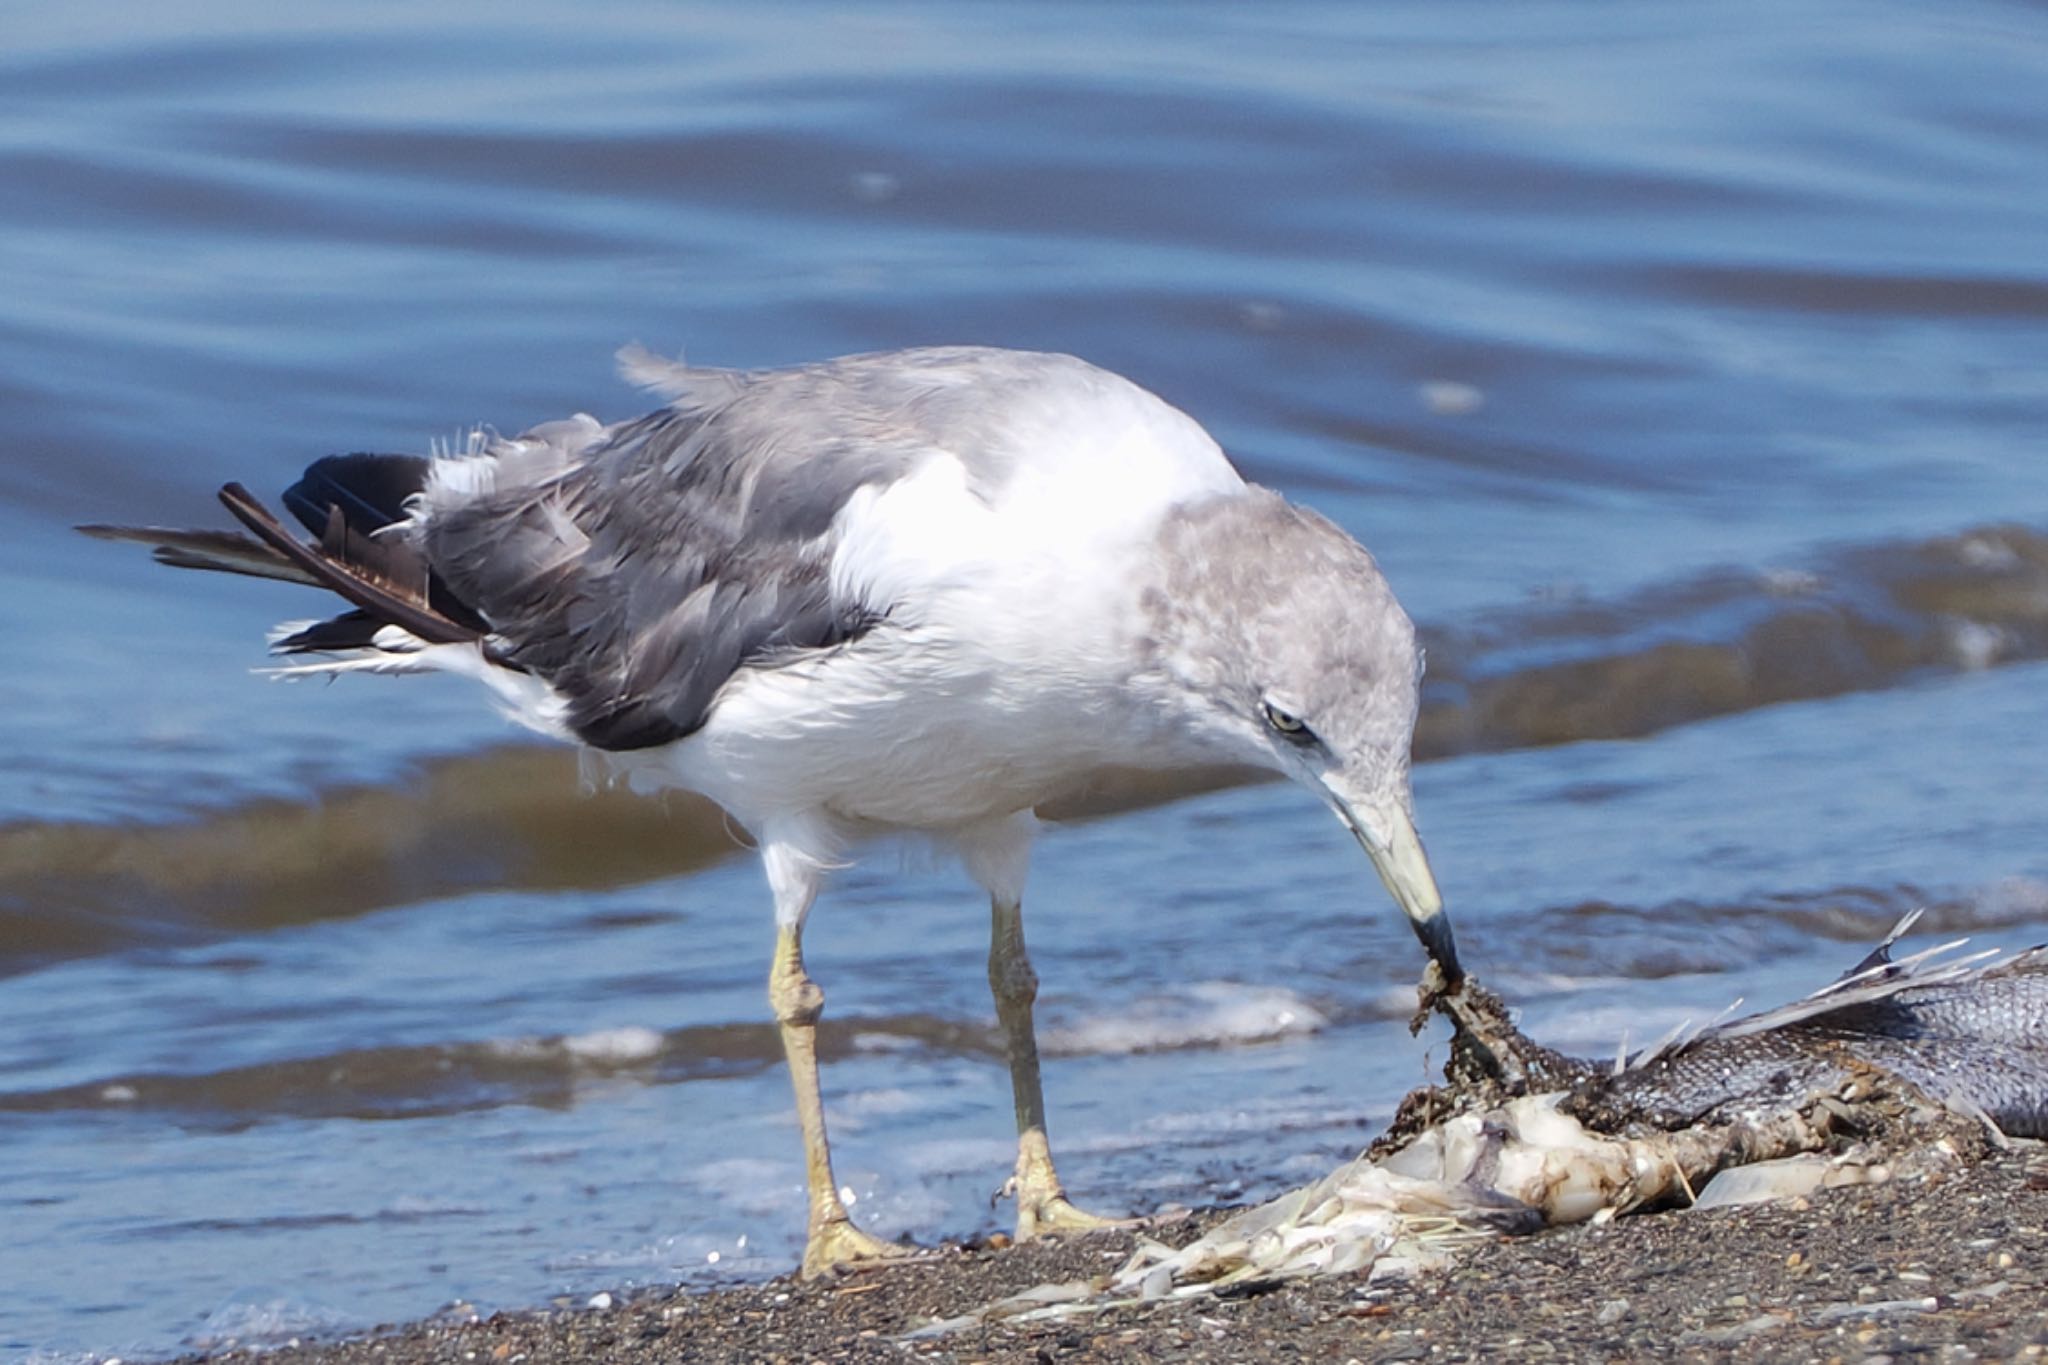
[997,1141,1125,1241]
[800,1216,916,1278]
[1016,1191,1123,1240]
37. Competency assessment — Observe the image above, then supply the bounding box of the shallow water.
[4,1,2048,1358]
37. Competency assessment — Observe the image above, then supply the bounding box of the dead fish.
[922,918,2047,1330]
[1559,911,2048,1139]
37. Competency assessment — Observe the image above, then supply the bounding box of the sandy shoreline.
[183,1143,2046,1364]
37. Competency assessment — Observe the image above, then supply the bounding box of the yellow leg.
[988,897,1118,1240]
[771,924,903,1276]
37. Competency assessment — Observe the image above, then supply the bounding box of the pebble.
[1678,1314,1787,1346]
[586,1292,613,1311]
[1812,1297,1939,1324]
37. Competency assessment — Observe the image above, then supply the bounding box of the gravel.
[182,1144,2048,1363]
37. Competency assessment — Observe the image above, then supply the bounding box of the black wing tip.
[77,521,172,542]
[216,479,483,647]
[273,609,383,654]
[280,454,432,539]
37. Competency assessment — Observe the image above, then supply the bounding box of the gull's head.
[1142,490,1458,979]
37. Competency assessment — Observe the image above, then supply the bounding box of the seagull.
[82,345,1455,1277]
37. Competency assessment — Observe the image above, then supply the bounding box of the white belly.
[634,621,1158,833]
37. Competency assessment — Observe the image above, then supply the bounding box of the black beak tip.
[1412,912,1463,985]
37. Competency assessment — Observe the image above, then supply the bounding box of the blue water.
[4,2,2048,1358]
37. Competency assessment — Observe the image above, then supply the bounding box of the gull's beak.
[1326,779,1460,981]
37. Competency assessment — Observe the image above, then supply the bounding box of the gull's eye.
[1260,701,1314,742]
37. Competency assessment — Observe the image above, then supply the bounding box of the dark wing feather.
[284,453,433,536]
[273,609,385,652]
[424,379,930,750]
[290,454,490,632]
[82,454,492,649]
[218,483,482,647]
[76,523,320,585]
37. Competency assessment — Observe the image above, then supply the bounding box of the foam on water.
[185,1291,353,1352]
[676,1157,794,1220]
[560,1026,667,1064]
[1042,983,1330,1057]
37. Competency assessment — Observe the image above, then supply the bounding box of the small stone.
[587,1292,614,1311]
[1996,1251,2015,1269]
[1595,1299,1629,1326]
[1786,1252,1804,1270]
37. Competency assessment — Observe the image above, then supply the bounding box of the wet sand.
[188,1143,2047,1364]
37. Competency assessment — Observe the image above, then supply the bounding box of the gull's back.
[415,346,1245,754]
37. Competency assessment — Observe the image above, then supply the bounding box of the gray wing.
[423,347,1073,750]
